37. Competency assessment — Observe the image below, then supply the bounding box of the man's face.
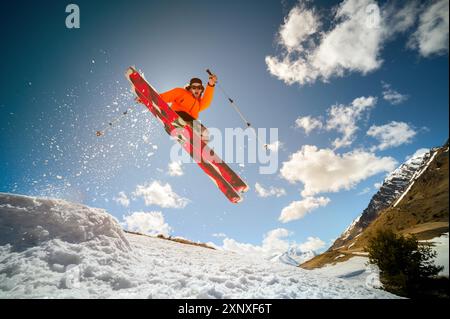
[190,84,203,98]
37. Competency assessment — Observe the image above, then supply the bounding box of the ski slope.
[0,193,399,299]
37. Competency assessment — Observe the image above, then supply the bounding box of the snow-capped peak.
[384,149,430,184]
[269,248,317,266]
[330,148,434,251]
[341,214,362,241]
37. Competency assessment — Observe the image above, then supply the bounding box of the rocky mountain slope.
[302,140,449,270]
[330,148,434,251]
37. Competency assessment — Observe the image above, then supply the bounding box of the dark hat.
[189,78,203,85]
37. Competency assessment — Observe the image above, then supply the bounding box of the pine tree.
[367,229,443,297]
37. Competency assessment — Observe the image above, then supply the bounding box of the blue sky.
[0,0,448,256]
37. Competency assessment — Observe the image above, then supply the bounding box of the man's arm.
[199,73,217,111]
[160,88,184,104]
[199,84,215,111]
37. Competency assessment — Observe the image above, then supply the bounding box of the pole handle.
[206,69,213,76]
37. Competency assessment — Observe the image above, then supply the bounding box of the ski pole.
[206,69,268,150]
[95,106,134,137]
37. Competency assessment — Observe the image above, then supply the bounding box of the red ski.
[125,67,248,203]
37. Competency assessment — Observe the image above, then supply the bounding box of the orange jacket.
[160,84,215,120]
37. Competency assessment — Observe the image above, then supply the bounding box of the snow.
[311,257,369,279]
[0,193,399,299]
[268,249,316,267]
[384,149,430,184]
[393,150,438,207]
[341,214,362,240]
[269,253,300,266]
[309,256,387,291]
[421,233,449,277]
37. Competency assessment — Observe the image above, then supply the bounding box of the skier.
[125,67,249,202]
[160,73,217,141]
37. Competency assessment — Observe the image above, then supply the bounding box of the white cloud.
[294,96,376,148]
[133,180,189,208]
[298,236,326,252]
[113,191,130,208]
[295,116,323,134]
[311,0,385,78]
[326,96,377,149]
[255,183,286,198]
[122,211,171,236]
[408,0,449,57]
[221,237,264,255]
[381,82,409,105]
[280,145,397,197]
[279,196,330,223]
[383,1,420,36]
[261,228,293,253]
[367,121,416,150]
[212,233,227,238]
[266,0,384,85]
[278,4,321,52]
[168,161,183,176]
[219,228,325,259]
[266,0,428,85]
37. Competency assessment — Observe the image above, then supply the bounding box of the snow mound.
[0,193,399,299]
[0,193,130,251]
[0,193,134,297]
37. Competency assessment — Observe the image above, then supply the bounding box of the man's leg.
[199,123,209,143]
[191,120,209,143]
[175,112,209,143]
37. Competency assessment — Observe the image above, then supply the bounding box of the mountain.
[302,140,449,270]
[0,192,398,298]
[269,248,317,266]
[329,148,433,251]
